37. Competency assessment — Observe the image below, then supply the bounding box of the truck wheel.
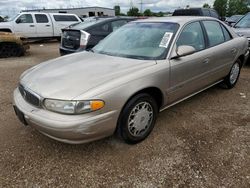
[117,93,158,144]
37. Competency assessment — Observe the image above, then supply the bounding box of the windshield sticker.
[159,32,173,48]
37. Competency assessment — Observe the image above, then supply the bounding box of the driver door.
[168,21,211,103]
[15,14,37,38]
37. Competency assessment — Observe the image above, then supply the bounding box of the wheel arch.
[0,29,12,33]
[237,54,245,68]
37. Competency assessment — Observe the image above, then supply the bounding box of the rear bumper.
[13,88,118,144]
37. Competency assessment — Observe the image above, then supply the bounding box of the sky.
[0,0,214,17]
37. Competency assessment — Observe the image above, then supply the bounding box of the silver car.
[13,17,249,144]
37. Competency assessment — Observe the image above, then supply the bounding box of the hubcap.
[128,102,153,137]
[230,63,240,85]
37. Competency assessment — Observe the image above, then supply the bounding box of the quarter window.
[16,14,33,23]
[35,14,49,23]
[203,21,225,47]
[177,22,205,51]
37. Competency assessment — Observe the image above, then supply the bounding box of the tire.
[223,59,241,89]
[117,93,158,144]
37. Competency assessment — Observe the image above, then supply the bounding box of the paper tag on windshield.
[159,32,173,48]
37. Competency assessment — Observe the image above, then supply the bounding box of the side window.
[53,15,78,22]
[203,21,225,47]
[221,24,232,41]
[210,10,219,19]
[203,9,210,17]
[176,22,205,51]
[35,14,49,23]
[235,14,250,28]
[111,20,128,31]
[16,14,33,23]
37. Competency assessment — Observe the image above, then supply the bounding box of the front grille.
[62,30,81,50]
[19,85,40,107]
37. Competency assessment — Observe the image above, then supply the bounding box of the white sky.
[0,0,214,17]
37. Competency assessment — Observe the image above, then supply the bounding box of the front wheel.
[223,59,241,89]
[117,93,158,144]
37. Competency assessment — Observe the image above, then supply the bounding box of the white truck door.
[34,14,53,37]
[14,14,37,37]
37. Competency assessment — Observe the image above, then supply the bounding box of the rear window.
[173,9,201,16]
[71,20,105,30]
[53,15,78,22]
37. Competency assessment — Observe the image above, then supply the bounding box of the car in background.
[233,13,250,54]
[225,15,243,26]
[0,12,81,39]
[60,17,136,55]
[13,17,248,144]
[173,8,220,19]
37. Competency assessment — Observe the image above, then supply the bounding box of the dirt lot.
[0,42,249,187]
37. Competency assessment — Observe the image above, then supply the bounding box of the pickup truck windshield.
[93,22,179,60]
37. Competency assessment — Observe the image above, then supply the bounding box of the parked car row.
[13,16,249,144]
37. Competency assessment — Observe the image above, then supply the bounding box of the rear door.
[14,14,37,37]
[34,14,53,37]
[201,20,236,82]
[168,21,211,103]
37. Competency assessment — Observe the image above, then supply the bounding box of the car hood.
[233,27,250,38]
[0,21,11,28]
[21,52,156,100]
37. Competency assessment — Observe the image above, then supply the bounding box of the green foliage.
[213,0,228,17]
[127,7,140,16]
[203,3,211,8]
[114,5,121,16]
[144,9,153,16]
[227,0,249,16]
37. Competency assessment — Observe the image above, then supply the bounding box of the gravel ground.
[0,42,249,187]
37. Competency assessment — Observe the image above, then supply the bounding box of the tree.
[203,3,211,8]
[127,7,140,16]
[114,5,121,16]
[213,0,227,17]
[228,0,249,16]
[144,9,153,16]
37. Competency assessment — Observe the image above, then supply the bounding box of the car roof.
[133,16,218,25]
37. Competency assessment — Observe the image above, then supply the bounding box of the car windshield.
[234,14,250,28]
[93,22,179,60]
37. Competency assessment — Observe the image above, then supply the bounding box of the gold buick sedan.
[13,17,249,144]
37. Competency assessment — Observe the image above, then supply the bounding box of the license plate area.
[13,106,28,126]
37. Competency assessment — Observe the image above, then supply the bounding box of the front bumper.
[13,89,118,144]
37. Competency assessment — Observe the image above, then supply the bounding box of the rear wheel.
[117,93,158,144]
[223,59,241,89]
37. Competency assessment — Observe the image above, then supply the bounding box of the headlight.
[44,99,104,114]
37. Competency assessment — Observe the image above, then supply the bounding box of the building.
[23,7,115,18]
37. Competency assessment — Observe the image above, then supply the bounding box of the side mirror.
[16,18,21,24]
[175,45,196,58]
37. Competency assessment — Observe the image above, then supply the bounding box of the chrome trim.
[160,80,223,112]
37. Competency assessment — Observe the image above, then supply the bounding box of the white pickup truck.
[0,12,81,38]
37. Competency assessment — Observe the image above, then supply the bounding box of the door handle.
[231,48,237,54]
[45,25,51,27]
[203,58,210,64]
[29,25,35,27]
